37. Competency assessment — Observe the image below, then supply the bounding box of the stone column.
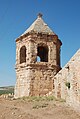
[27,39,37,63]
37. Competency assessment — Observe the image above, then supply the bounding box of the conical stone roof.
[22,13,55,36]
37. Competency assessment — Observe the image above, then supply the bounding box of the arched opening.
[20,46,26,64]
[37,45,48,62]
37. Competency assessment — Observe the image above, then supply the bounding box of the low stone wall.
[54,49,80,111]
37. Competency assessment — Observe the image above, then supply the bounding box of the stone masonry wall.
[54,49,80,111]
[29,63,57,96]
[15,62,57,98]
[15,67,33,98]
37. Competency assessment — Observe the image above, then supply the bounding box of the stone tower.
[14,13,62,98]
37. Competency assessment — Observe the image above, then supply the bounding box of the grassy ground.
[0,95,80,119]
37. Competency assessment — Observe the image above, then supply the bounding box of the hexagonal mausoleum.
[14,13,62,98]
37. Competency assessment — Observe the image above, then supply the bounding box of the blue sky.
[0,0,80,86]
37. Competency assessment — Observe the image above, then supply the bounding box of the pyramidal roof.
[22,13,55,36]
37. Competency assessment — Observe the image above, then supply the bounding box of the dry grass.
[0,96,80,119]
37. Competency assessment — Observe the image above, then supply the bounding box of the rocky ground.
[0,96,80,119]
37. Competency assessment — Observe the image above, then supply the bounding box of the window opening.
[37,46,48,62]
[20,46,26,64]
